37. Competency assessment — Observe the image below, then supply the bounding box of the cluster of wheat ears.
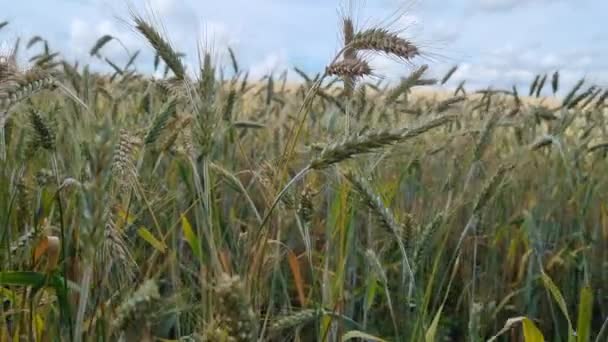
[1,3,608,342]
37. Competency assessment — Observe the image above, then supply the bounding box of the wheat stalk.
[309,128,408,170]
[310,114,455,170]
[258,114,455,235]
[472,111,499,161]
[386,64,429,104]
[100,208,136,287]
[344,171,414,287]
[144,97,177,145]
[413,212,444,268]
[473,163,514,213]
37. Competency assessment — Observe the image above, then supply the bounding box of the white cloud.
[539,53,561,68]
[68,17,146,67]
[3,0,606,91]
[250,50,289,78]
[198,21,239,54]
[69,19,89,57]
[441,41,606,94]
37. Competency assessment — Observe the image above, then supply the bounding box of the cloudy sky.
[2,0,606,93]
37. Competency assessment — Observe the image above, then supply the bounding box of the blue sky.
[2,0,607,92]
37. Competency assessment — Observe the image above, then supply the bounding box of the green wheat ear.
[112,128,142,192]
[144,97,177,145]
[29,110,55,151]
[269,309,323,334]
[131,11,185,80]
[112,279,160,331]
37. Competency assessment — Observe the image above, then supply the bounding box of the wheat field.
[0,4,607,342]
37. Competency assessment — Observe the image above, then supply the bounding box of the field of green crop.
[1,6,608,342]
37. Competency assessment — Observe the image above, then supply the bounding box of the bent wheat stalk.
[258,113,456,242]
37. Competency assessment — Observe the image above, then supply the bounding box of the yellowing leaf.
[137,227,167,253]
[219,249,233,274]
[546,248,566,271]
[181,215,202,260]
[522,317,545,342]
[34,236,60,272]
[34,313,45,340]
[287,250,306,307]
[576,286,593,342]
[341,330,388,342]
[514,249,532,286]
[488,316,545,342]
[33,237,50,262]
[117,206,136,226]
[541,271,575,342]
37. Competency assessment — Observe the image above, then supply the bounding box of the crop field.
[0,4,608,342]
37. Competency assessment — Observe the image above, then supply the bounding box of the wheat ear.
[350,28,419,61]
[131,13,185,80]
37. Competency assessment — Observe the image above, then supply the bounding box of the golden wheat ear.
[326,57,373,79]
[0,36,23,80]
[350,28,420,61]
[200,273,258,341]
[0,68,57,112]
[0,56,18,82]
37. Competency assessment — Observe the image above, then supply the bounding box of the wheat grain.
[131,13,185,80]
[112,128,142,190]
[144,97,177,145]
[100,208,136,286]
[309,114,454,169]
[269,309,322,334]
[211,273,258,342]
[0,68,56,111]
[326,58,372,79]
[112,279,160,331]
[350,28,419,61]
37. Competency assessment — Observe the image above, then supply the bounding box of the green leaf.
[181,215,202,260]
[425,304,444,342]
[0,272,72,327]
[341,330,388,342]
[576,286,593,342]
[0,271,75,293]
[541,271,575,342]
[364,278,378,311]
[0,271,48,287]
[137,227,167,253]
